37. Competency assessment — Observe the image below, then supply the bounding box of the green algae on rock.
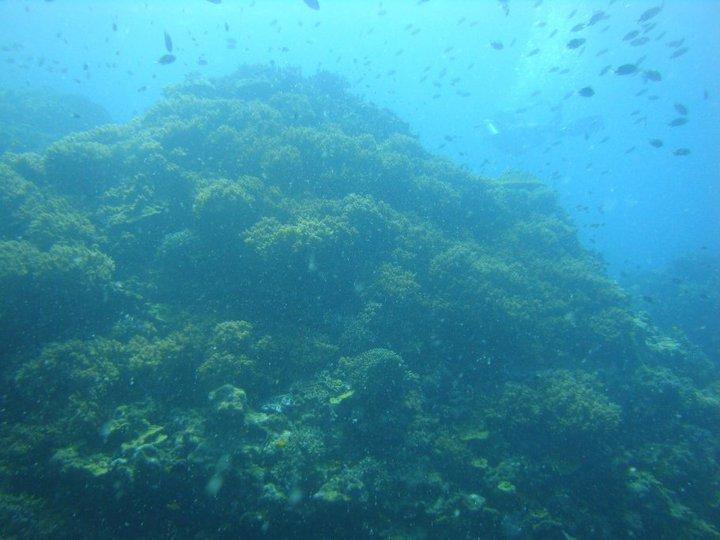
[0,65,718,539]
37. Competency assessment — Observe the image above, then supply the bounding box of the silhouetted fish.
[157,54,176,65]
[670,47,688,59]
[673,148,691,156]
[643,69,661,81]
[588,11,608,26]
[649,139,663,148]
[638,5,662,23]
[303,0,320,9]
[615,64,638,75]
[567,38,585,49]
[578,86,595,97]
[490,41,504,50]
[668,118,688,127]
[623,30,640,41]
[164,31,173,53]
[674,102,688,115]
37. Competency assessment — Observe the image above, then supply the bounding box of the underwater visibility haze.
[0,1,718,538]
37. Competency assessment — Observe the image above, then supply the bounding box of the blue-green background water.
[1,0,718,272]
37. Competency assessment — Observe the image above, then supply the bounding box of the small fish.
[206,0,222,3]
[615,63,638,75]
[157,54,176,65]
[630,37,649,47]
[666,38,685,48]
[303,0,320,9]
[570,23,585,32]
[164,31,173,53]
[567,38,586,49]
[674,102,688,115]
[642,295,655,303]
[490,41,504,50]
[623,30,640,41]
[670,47,688,59]
[673,148,691,156]
[638,5,662,24]
[668,117,688,127]
[527,48,540,57]
[599,65,612,76]
[649,139,663,148]
[643,69,661,82]
[587,11,608,26]
[578,86,595,97]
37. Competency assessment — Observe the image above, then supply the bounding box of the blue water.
[1,0,717,272]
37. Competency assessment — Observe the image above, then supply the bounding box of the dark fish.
[599,64,612,76]
[596,48,609,57]
[490,41,504,50]
[588,11,608,26]
[303,0,320,9]
[643,69,661,81]
[630,37,649,46]
[668,117,688,127]
[567,38,586,49]
[674,102,688,115]
[157,54,176,65]
[673,148,691,156]
[666,38,685,48]
[649,139,663,148]
[642,295,655,303]
[578,86,595,97]
[527,48,540,57]
[112,22,117,32]
[670,47,688,59]
[164,31,173,53]
[206,0,222,3]
[137,85,147,92]
[623,30,640,41]
[638,5,662,23]
[615,63,638,75]
[571,23,585,32]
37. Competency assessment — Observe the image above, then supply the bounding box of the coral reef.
[0,65,718,538]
